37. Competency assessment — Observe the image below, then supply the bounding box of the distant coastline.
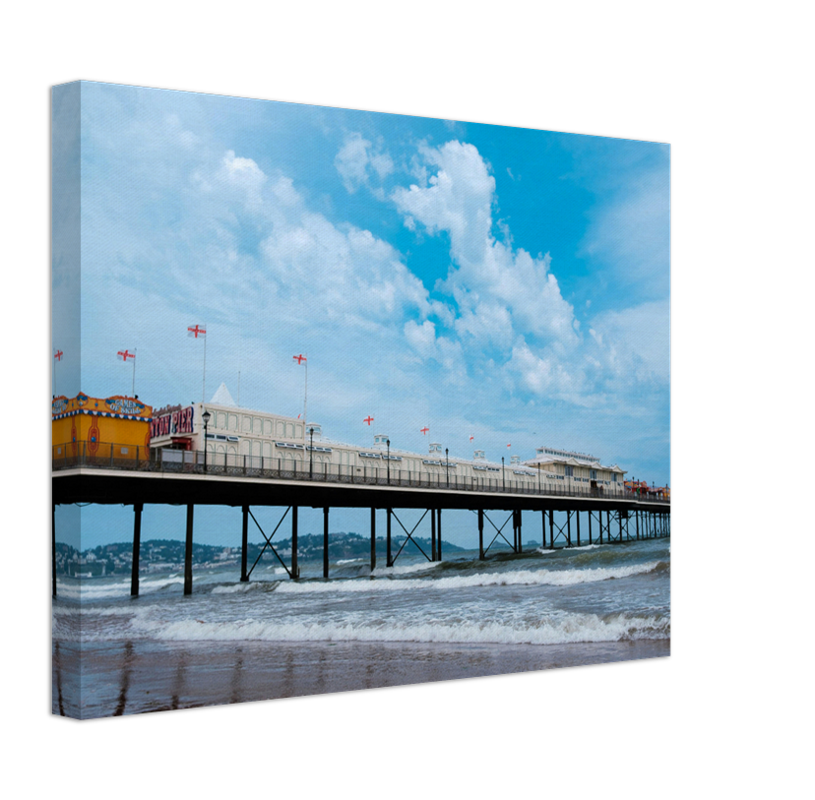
[54,533,468,577]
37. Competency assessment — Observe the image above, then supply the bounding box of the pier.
[52,445,670,597]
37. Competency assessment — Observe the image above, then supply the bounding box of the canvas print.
[51,82,670,719]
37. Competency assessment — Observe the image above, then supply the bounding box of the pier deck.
[51,454,670,596]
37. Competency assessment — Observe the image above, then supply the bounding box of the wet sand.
[53,638,670,719]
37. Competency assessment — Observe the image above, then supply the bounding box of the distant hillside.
[54,532,464,576]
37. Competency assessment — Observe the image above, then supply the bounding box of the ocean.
[52,536,670,718]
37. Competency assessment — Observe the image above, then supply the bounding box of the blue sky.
[53,81,669,547]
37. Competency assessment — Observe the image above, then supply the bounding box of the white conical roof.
[210,382,236,407]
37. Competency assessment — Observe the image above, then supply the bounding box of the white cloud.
[393,141,494,266]
[392,141,578,353]
[587,300,670,385]
[389,139,670,411]
[334,132,394,194]
[404,319,437,358]
[213,150,267,207]
[507,338,584,399]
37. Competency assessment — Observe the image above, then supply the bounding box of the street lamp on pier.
[202,409,211,473]
[386,438,391,485]
[445,448,450,487]
[502,456,505,491]
[309,427,314,480]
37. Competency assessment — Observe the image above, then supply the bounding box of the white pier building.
[149,383,627,495]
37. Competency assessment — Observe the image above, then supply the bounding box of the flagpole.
[303,353,308,454]
[203,323,207,404]
[53,350,56,397]
[132,348,137,397]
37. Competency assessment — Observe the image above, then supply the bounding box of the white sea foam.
[211,580,281,594]
[274,561,663,594]
[129,611,669,646]
[55,575,186,602]
[371,561,442,577]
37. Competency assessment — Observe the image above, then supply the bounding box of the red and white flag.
[187,324,207,338]
[469,435,474,441]
[507,443,511,448]
[293,353,307,365]
[364,415,374,426]
[117,349,135,361]
[54,349,63,361]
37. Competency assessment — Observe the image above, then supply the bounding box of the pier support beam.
[517,510,522,553]
[130,502,143,597]
[549,509,554,549]
[370,508,376,571]
[541,509,546,549]
[576,510,581,547]
[479,509,485,560]
[292,506,299,579]
[240,505,249,582]
[437,509,442,561]
[184,504,194,595]
[589,510,593,545]
[567,510,572,547]
[636,509,640,541]
[431,507,437,561]
[386,508,393,567]
[323,507,329,579]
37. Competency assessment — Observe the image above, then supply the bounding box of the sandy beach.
[53,638,670,718]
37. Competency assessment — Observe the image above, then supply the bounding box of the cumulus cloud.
[204,150,268,207]
[106,142,436,344]
[393,141,494,265]
[392,141,578,353]
[388,138,670,409]
[507,338,584,399]
[334,132,394,193]
[587,300,670,385]
[404,319,437,358]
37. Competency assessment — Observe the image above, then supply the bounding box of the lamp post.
[502,456,505,491]
[386,438,390,485]
[445,448,449,487]
[202,409,211,473]
[309,427,314,480]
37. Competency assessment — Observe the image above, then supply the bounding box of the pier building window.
[565,465,574,477]
[263,419,272,435]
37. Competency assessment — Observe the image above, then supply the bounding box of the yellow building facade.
[52,393,153,462]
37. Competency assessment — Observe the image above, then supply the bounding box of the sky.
[53,81,670,548]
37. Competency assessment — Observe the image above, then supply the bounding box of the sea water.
[52,537,670,717]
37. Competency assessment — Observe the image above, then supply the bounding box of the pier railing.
[51,442,670,504]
